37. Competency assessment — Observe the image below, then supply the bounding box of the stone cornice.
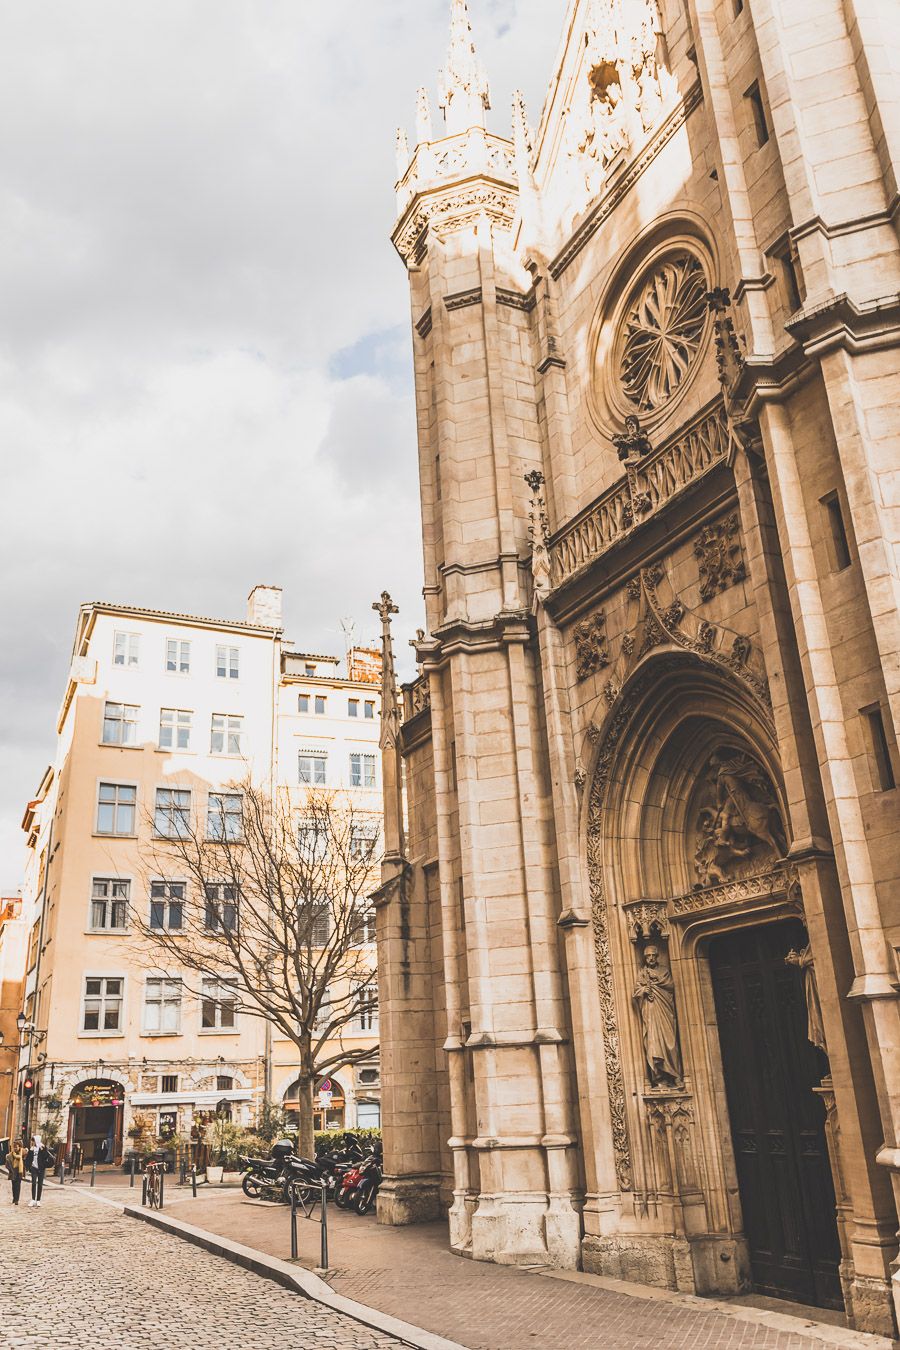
[783,290,900,360]
[392,173,518,266]
[548,80,704,281]
[423,609,534,666]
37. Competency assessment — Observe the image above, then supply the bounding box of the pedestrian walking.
[25,1134,55,1207]
[6,1139,26,1206]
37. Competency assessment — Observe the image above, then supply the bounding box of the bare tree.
[134,779,380,1159]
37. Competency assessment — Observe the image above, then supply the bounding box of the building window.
[348,698,359,718]
[97,782,137,836]
[201,977,236,1030]
[207,792,243,841]
[745,81,769,147]
[161,1074,179,1093]
[310,901,331,948]
[26,921,39,973]
[82,976,124,1033]
[299,754,327,786]
[298,818,328,861]
[821,491,852,572]
[159,708,192,751]
[158,1110,177,1139]
[90,878,129,932]
[204,884,239,933]
[862,705,897,792]
[154,787,191,839]
[144,978,182,1034]
[149,880,185,931]
[304,663,316,676]
[113,631,140,667]
[216,1075,234,1092]
[351,905,377,946]
[211,713,243,755]
[315,695,326,716]
[349,821,379,861]
[165,639,191,674]
[299,694,310,713]
[355,983,378,1032]
[364,700,375,720]
[358,1067,379,1086]
[216,645,240,680]
[349,753,376,788]
[102,702,139,745]
[314,989,332,1030]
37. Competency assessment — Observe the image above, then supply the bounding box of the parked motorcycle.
[240,1139,296,1201]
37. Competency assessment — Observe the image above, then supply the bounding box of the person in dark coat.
[25,1134,55,1206]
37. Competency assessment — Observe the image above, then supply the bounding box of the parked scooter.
[240,1139,296,1201]
[352,1149,383,1215]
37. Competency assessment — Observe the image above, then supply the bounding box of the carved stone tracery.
[694,513,746,601]
[574,610,610,680]
[619,253,708,413]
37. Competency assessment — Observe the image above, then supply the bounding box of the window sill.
[141,1030,183,1038]
[93,833,138,841]
[99,742,141,750]
[84,929,130,937]
[78,1030,125,1039]
[198,1028,240,1036]
[155,747,196,755]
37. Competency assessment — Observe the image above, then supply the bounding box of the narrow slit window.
[822,492,852,571]
[745,82,769,147]
[863,705,896,792]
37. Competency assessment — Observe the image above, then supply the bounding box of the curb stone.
[123,1203,470,1350]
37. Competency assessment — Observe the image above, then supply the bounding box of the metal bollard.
[191,1166,197,1198]
[290,1188,298,1260]
[141,1175,148,1207]
[58,1160,65,1186]
[130,1156,135,1188]
[179,1158,186,1185]
[320,1182,328,1270]
[90,1161,96,1188]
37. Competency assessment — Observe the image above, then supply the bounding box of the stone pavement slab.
[126,1185,897,1350]
[0,1186,403,1350]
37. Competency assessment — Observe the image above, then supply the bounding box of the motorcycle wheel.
[242,1174,264,1199]
[355,1186,376,1216]
[334,1186,354,1210]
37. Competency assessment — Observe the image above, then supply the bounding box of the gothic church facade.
[374,0,900,1335]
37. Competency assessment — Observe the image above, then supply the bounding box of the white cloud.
[0,0,566,886]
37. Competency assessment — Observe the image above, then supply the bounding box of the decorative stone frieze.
[694,513,746,601]
[669,865,796,918]
[573,610,610,680]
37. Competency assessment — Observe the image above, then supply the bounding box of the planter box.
[206,1165,224,1183]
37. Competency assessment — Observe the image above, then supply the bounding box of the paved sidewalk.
[0,1186,402,1349]
[114,1182,896,1350]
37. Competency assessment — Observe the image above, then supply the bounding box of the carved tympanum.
[692,749,787,887]
[574,610,610,681]
[619,254,708,412]
[633,941,682,1087]
[694,513,746,601]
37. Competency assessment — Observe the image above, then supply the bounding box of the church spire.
[437,0,490,136]
[415,86,433,145]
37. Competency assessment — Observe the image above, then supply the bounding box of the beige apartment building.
[374,0,900,1338]
[16,586,382,1162]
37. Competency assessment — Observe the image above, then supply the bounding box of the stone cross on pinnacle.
[373,591,399,626]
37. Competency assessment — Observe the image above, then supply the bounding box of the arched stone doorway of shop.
[585,652,844,1310]
[283,1076,346,1133]
[67,1079,125,1164]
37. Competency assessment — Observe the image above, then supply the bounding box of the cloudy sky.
[0,1,565,886]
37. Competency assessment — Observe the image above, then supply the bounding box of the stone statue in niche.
[693,749,787,887]
[785,943,827,1054]
[633,941,682,1087]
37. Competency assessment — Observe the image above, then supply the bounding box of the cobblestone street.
[0,1188,403,1350]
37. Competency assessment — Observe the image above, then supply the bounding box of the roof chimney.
[247,585,283,627]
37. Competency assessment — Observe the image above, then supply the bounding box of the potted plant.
[204,1115,243,1183]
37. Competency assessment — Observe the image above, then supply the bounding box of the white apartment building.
[15,586,382,1162]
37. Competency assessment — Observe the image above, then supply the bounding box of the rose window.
[618,253,708,413]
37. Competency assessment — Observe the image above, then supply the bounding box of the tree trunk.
[297,1077,316,1160]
